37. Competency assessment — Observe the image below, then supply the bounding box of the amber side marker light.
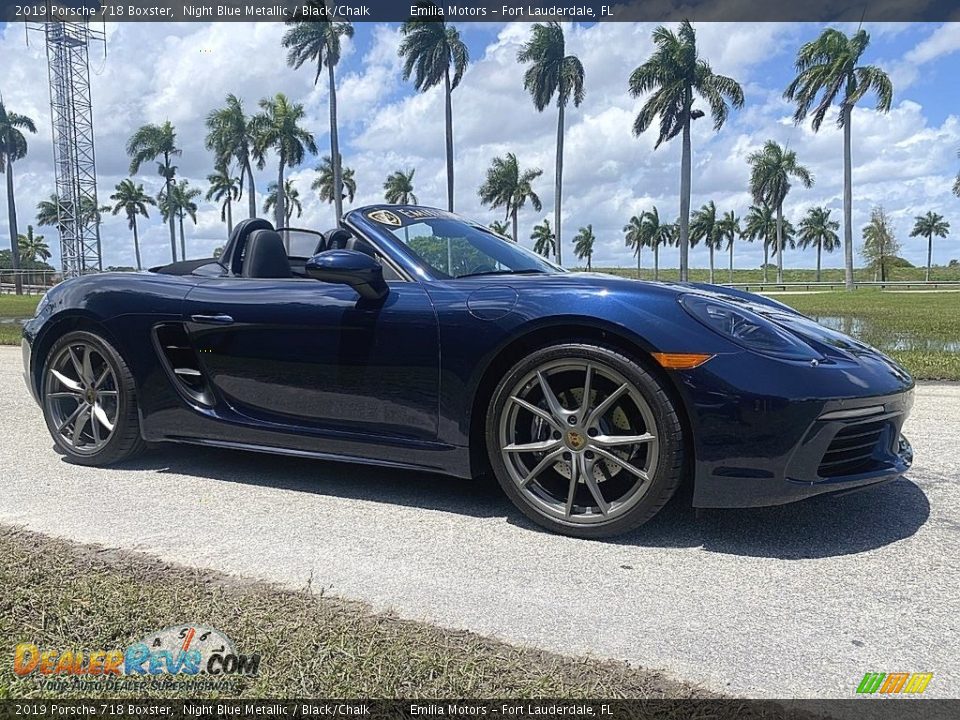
[652,352,714,369]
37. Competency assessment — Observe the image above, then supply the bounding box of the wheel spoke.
[48,391,83,400]
[67,347,85,384]
[81,346,94,386]
[592,433,655,447]
[94,367,111,389]
[504,438,562,453]
[593,446,650,482]
[536,370,567,420]
[71,407,90,446]
[50,369,83,392]
[57,403,86,434]
[510,396,562,431]
[579,364,593,416]
[587,383,629,426]
[519,448,565,488]
[96,390,118,397]
[92,403,115,433]
[582,464,609,515]
[90,406,101,444]
[564,454,581,517]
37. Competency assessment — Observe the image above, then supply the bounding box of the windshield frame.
[345,206,564,282]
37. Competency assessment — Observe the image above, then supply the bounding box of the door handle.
[190,313,234,325]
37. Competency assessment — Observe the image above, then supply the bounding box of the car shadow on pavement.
[102,444,930,560]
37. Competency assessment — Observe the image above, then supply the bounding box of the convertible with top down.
[21,205,915,537]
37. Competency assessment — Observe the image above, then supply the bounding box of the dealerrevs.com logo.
[14,625,260,680]
[856,672,933,695]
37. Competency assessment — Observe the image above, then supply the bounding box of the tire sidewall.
[486,343,684,538]
[41,330,140,465]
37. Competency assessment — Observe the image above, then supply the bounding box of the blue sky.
[1,21,958,271]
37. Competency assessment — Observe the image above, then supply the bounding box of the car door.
[182,276,440,442]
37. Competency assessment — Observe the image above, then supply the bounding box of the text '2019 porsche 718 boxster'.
[22,206,915,537]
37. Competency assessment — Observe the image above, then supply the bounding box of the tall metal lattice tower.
[30,20,105,278]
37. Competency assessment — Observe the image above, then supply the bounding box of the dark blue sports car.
[22,205,915,537]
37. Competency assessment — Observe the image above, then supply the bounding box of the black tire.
[486,343,684,538]
[40,330,146,466]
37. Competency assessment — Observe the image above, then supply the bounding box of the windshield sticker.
[367,209,403,227]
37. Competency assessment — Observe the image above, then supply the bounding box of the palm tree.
[251,93,317,231]
[747,140,813,284]
[264,179,303,226]
[283,3,354,222]
[797,206,840,282]
[573,225,596,270]
[127,121,180,262]
[206,169,242,237]
[690,201,725,283]
[110,179,155,271]
[488,219,510,237]
[384,168,418,205]
[862,206,900,282]
[312,154,357,205]
[205,94,258,220]
[518,22,584,267]
[478,153,543,243]
[161,179,201,261]
[717,210,741,283]
[623,215,645,279]
[642,206,675,281]
[629,21,743,283]
[744,204,776,283]
[36,195,60,229]
[531,218,556,258]
[398,15,468,212]
[910,211,950,282]
[18,226,50,263]
[785,28,893,291]
[0,99,37,294]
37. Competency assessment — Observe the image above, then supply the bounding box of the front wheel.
[486,344,684,538]
[41,330,145,466]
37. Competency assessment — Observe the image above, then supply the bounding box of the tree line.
[2,10,960,294]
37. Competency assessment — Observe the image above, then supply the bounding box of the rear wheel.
[41,331,145,466]
[486,343,684,538]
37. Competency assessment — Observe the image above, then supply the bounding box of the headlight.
[679,294,819,361]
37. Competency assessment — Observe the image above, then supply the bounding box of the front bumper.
[22,336,38,404]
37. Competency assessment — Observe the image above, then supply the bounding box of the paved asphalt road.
[2,346,957,699]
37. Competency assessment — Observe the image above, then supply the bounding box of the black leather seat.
[221,218,274,275]
[242,230,292,278]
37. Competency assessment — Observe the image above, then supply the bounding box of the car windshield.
[385,215,561,279]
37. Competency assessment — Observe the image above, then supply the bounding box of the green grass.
[590,265,960,283]
[0,324,22,346]
[774,290,960,381]
[0,295,40,318]
[0,526,733,703]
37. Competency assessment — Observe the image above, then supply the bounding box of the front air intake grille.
[818,420,888,478]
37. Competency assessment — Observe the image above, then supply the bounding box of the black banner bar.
[1,0,959,23]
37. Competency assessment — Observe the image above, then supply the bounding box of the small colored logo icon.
[856,672,933,695]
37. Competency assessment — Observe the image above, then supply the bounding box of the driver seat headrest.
[325,229,354,251]
[242,230,291,278]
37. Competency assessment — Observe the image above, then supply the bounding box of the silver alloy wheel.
[44,341,119,456]
[498,359,659,525]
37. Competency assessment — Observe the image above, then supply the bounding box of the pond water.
[811,315,960,353]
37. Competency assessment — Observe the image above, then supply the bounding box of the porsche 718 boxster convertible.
[22,206,915,537]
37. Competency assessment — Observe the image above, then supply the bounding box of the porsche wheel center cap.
[566,430,586,451]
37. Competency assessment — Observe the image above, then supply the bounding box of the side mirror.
[305,249,389,301]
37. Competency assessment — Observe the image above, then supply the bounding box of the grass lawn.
[591,265,960,283]
[0,525,823,715]
[0,294,40,318]
[775,290,960,381]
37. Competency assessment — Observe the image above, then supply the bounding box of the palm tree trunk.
[555,100,565,267]
[926,233,932,282]
[165,155,177,263]
[816,244,822,283]
[179,215,186,261]
[728,239,734,283]
[708,245,714,284]
[775,204,784,284]
[842,104,854,291]
[511,208,518,244]
[226,200,233,237]
[5,161,23,294]
[444,69,455,212]
[763,239,769,283]
[132,217,142,271]
[587,253,591,271]
[245,159,257,219]
[328,61,344,223]
[654,243,659,281]
[679,113,692,283]
[276,160,286,245]
[636,246,641,280]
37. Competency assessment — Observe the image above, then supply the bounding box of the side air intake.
[153,323,214,407]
